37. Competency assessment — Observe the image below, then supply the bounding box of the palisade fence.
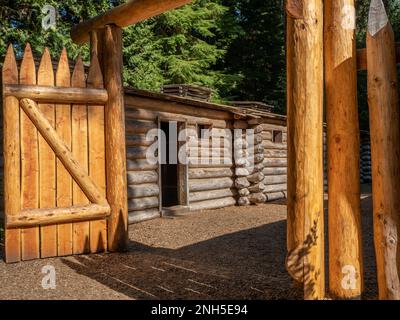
[1,44,112,262]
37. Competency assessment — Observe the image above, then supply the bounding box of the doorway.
[160,121,188,209]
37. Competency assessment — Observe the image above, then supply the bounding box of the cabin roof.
[124,87,287,124]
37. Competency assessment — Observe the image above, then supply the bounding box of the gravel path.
[0,189,377,300]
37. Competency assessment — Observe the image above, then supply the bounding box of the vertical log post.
[367,0,400,300]
[286,0,325,299]
[101,24,128,251]
[324,0,363,298]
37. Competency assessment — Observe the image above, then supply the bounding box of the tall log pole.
[102,25,129,251]
[366,0,400,300]
[286,0,325,299]
[324,0,363,299]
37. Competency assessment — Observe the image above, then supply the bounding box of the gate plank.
[19,43,40,261]
[88,35,107,252]
[56,49,73,256]
[38,48,57,258]
[71,56,90,254]
[3,45,21,262]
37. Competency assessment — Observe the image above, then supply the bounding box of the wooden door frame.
[158,117,189,211]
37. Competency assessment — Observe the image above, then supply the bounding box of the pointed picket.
[87,49,107,253]
[3,44,21,262]
[71,55,90,254]
[56,48,73,256]
[19,43,40,261]
[37,48,57,258]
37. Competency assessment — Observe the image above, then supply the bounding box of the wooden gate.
[2,44,112,262]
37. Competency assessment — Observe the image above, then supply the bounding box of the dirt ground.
[0,187,377,300]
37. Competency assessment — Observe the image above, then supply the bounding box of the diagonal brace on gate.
[19,98,108,206]
[5,98,111,229]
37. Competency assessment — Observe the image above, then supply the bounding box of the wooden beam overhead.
[71,0,193,44]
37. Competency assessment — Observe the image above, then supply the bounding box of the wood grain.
[88,31,107,253]
[37,48,57,258]
[103,25,128,252]
[367,17,400,300]
[324,0,363,299]
[2,45,21,262]
[56,48,73,256]
[19,43,40,261]
[286,1,325,299]
[71,56,90,254]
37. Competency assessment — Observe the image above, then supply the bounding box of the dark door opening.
[161,121,179,207]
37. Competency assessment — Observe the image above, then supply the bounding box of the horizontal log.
[126,159,158,171]
[188,167,233,179]
[126,134,155,147]
[262,131,272,141]
[128,208,160,224]
[189,188,237,202]
[261,123,287,132]
[125,95,231,121]
[189,196,236,211]
[263,167,287,175]
[127,183,159,199]
[189,177,234,192]
[6,204,110,228]
[189,147,231,158]
[265,192,286,201]
[126,146,149,160]
[262,140,287,150]
[263,183,287,193]
[128,196,159,211]
[209,128,232,138]
[264,149,287,158]
[263,175,287,185]
[127,171,158,184]
[188,137,229,148]
[263,158,287,167]
[125,107,227,128]
[71,0,192,44]
[188,157,232,167]
[4,84,108,104]
[189,161,233,168]
[126,119,157,134]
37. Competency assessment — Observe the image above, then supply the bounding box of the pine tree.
[122,0,241,101]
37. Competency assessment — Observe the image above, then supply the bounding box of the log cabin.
[0,74,372,226]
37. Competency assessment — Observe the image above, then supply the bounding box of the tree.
[122,0,241,101]
[0,0,122,61]
[218,0,286,112]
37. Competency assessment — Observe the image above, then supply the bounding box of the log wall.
[124,91,235,222]
[261,122,288,201]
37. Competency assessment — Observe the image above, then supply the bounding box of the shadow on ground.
[0,189,377,300]
[61,219,303,300]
